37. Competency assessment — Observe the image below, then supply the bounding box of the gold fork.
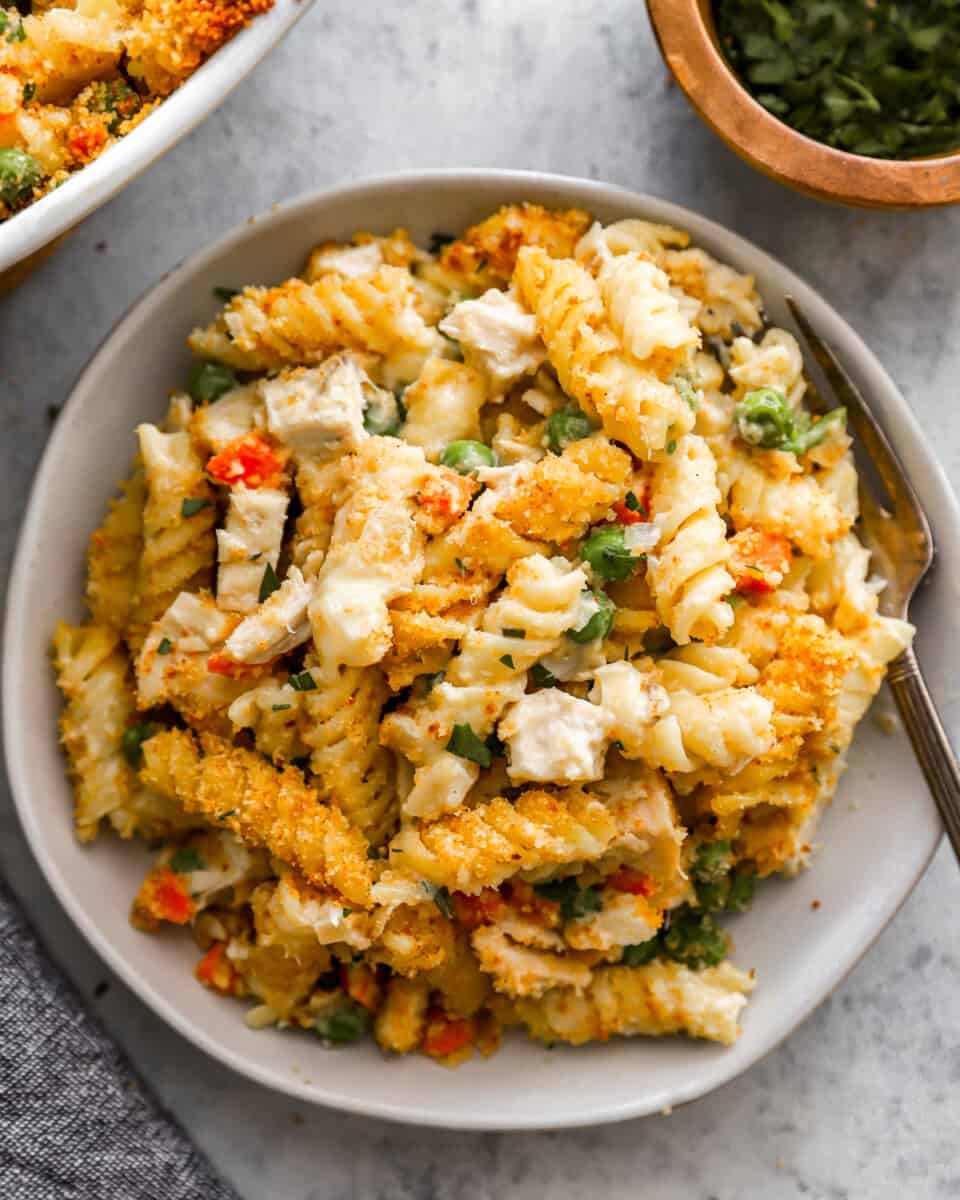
[787,297,960,859]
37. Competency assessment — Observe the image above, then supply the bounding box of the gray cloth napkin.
[0,876,240,1200]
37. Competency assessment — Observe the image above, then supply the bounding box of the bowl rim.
[4,168,949,1129]
[0,0,315,276]
[645,0,960,209]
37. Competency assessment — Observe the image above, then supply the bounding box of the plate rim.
[4,167,949,1129]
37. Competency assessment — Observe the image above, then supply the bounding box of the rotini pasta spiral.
[512,247,695,459]
[646,434,735,645]
[188,267,444,383]
[129,425,216,650]
[140,729,375,907]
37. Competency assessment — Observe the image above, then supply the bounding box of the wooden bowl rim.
[646,0,960,208]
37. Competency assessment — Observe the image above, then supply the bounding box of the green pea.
[363,389,404,436]
[734,387,847,457]
[662,908,729,971]
[734,387,795,450]
[90,79,142,135]
[690,840,733,884]
[694,877,730,913]
[439,439,496,474]
[187,360,237,404]
[314,1001,370,1045]
[545,404,595,454]
[0,147,41,208]
[566,589,615,644]
[725,870,757,913]
[580,526,637,583]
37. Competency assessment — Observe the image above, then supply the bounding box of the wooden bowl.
[646,0,960,208]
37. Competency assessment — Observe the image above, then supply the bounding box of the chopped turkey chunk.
[500,688,612,783]
[216,488,289,613]
[190,384,264,454]
[439,288,545,393]
[589,661,670,755]
[564,891,661,953]
[136,591,243,719]
[221,567,312,665]
[261,356,376,457]
[307,242,384,278]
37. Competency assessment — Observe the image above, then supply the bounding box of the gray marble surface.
[3,2,960,1196]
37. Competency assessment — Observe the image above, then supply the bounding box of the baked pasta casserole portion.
[0,0,273,220]
[53,203,914,1064]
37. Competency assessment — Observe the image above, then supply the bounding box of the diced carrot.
[415,471,475,527]
[422,1009,475,1060]
[141,867,195,925]
[67,120,108,164]
[606,867,653,896]
[452,889,506,930]
[728,528,793,594]
[195,941,239,994]
[338,963,381,1012]
[612,484,649,525]
[206,433,285,489]
[206,652,264,679]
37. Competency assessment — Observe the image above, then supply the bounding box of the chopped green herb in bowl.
[714,0,960,160]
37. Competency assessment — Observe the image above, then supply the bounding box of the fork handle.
[887,646,960,861]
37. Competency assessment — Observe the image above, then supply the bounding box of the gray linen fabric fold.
[0,876,240,1200]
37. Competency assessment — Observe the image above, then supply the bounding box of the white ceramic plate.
[5,171,951,1130]
[0,0,313,276]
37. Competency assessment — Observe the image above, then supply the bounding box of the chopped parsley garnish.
[428,231,456,254]
[5,16,26,42]
[187,360,237,405]
[258,562,281,603]
[672,374,699,411]
[666,439,677,455]
[157,637,172,655]
[533,878,603,923]
[22,82,35,103]
[621,940,661,967]
[455,557,468,576]
[169,847,206,874]
[315,1002,370,1045]
[120,722,157,768]
[499,654,515,669]
[417,670,446,696]
[624,490,646,516]
[213,286,239,302]
[271,703,292,712]
[216,809,237,821]
[421,880,454,919]
[446,722,493,767]
[530,662,556,688]
[502,627,526,639]
[715,0,960,159]
[181,497,212,518]
[288,671,317,692]
[342,907,353,918]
